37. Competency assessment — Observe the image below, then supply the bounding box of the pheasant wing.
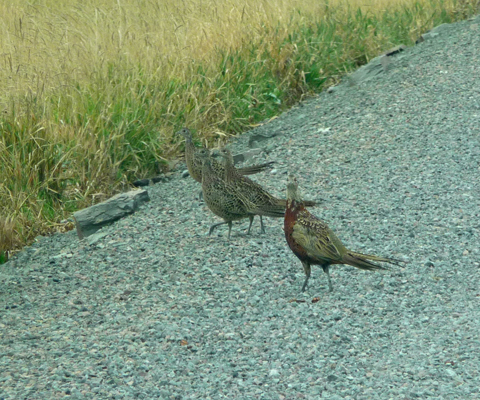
[292,210,344,264]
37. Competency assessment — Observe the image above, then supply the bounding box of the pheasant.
[176,128,274,183]
[197,148,283,239]
[213,147,317,233]
[284,175,402,292]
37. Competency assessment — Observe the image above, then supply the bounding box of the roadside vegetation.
[0,0,478,262]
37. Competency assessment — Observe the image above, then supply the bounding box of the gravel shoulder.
[1,16,480,400]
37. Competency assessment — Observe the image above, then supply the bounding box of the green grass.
[0,0,479,262]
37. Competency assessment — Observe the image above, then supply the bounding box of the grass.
[0,0,479,262]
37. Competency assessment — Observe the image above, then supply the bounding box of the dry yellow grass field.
[0,0,478,260]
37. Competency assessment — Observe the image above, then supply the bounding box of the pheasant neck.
[286,198,305,214]
[184,138,195,157]
[287,189,303,201]
[223,155,238,182]
[201,158,216,185]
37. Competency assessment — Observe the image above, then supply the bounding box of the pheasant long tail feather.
[276,199,318,208]
[350,251,404,266]
[252,204,285,218]
[303,200,317,207]
[238,161,275,175]
[343,251,402,271]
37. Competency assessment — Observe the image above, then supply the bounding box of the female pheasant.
[284,175,402,292]
[197,149,283,239]
[176,128,274,183]
[213,147,317,233]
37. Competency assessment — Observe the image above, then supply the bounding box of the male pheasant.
[284,175,402,292]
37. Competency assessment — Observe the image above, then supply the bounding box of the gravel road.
[1,16,480,400]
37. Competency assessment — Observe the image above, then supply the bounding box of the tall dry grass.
[1,0,479,261]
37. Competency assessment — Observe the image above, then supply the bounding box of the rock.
[132,179,150,187]
[233,148,264,164]
[327,374,338,382]
[87,231,109,245]
[264,143,276,154]
[73,190,150,239]
[327,86,336,93]
[248,132,278,148]
[348,56,385,85]
[348,44,406,86]
[133,174,173,186]
[445,368,456,378]
[424,261,435,268]
[416,32,438,43]
[383,44,407,56]
[417,23,453,43]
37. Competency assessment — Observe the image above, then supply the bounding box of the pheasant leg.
[247,216,254,235]
[301,261,311,292]
[323,265,333,292]
[209,221,228,236]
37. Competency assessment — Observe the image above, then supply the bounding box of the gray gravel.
[2,16,480,400]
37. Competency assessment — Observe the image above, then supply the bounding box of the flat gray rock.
[73,189,150,239]
[347,44,407,86]
[232,148,264,163]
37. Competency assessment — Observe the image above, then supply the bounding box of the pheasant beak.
[210,149,221,158]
